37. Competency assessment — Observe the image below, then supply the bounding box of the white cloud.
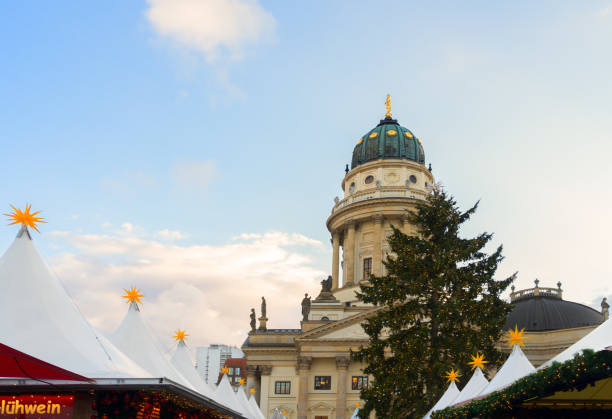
[146,0,276,61]
[598,7,610,17]
[171,160,218,190]
[48,228,326,348]
[156,229,189,241]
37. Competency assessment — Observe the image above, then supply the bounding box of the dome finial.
[385,94,392,118]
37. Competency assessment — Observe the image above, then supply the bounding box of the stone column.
[296,356,312,419]
[259,365,273,417]
[246,364,258,403]
[332,231,340,290]
[344,220,356,286]
[336,356,350,419]
[402,214,411,235]
[372,214,383,278]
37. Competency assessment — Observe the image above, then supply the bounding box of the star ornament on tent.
[220,367,230,375]
[173,329,189,342]
[122,287,144,305]
[249,388,255,394]
[238,378,245,386]
[504,325,526,347]
[444,368,462,383]
[4,204,46,233]
[468,353,488,370]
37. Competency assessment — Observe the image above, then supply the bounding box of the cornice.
[326,197,423,230]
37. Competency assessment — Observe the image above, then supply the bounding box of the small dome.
[505,288,603,332]
[351,116,425,169]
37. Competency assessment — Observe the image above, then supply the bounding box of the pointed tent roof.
[424,381,460,419]
[350,407,360,419]
[110,301,193,388]
[542,317,612,368]
[478,344,535,397]
[451,367,488,405]
[236,386,259,419]
[215,373,244,415]
[0,229,148,378]
[248,394,266,419]
[170,339,216,399]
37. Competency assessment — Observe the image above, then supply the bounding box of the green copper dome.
[351,116,425,169]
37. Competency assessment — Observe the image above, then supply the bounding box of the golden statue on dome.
[385,93,392,118]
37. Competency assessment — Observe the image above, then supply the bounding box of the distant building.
[217,358,247,386]
[195,344,244,384]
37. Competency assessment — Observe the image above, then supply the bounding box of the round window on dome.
[409,175,417,184]
[387,129,397,136]
[369,132,378,139]
[365,175,374,184]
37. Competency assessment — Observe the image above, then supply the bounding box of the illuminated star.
[238,378,245,386]
[504,325,526,347]
[122,287,144,305]
[249,388,255,394]
[173,329,189,342]
[444,368,462,383]
[4,204,46,233]
[220,367,229,375]
[468,353,488,370]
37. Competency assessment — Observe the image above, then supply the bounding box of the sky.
[1,1,611,348]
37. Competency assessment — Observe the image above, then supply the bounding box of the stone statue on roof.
[321,275,332,293]
[301,293,311,322]
[261,296,267,318]
[250,308,256,332]
[602,297,609,321]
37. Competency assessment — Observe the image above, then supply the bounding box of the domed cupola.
[351,95,425,169]
[504,280,604,332]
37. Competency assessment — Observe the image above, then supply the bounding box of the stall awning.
[0,342,91,382]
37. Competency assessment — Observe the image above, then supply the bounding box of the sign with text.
[0,394,73,418]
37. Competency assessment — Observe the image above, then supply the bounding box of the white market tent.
[170,338,216,399]
[423,381,460,419]
[349,407,360,419]
[478,343,535,397]
[248,394,266,419]
[215,373,246,416]
[541,317,612,368]
[450,367,488,405]
[110,300,195,389]
[236,386,262,419]
[0,227,148,379]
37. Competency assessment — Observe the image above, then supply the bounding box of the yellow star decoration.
[220,367,230,375]
[249,388,255,394]
[238,378,245,386]
[468,353,488,370]
[504,325,526,347]
[4,204,46,233]
[122,287,144,305]
[173,329,189,342]
[444,368,462,383]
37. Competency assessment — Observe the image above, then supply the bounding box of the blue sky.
[1,1,611,346]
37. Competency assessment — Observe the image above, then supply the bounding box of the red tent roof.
[0,342,91,382]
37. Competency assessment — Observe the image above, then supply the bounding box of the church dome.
[351,116,425,169]
[504,282,603,332]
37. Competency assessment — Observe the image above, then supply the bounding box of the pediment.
[298,307,381,341]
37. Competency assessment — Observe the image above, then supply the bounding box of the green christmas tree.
[352,187,515,418]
